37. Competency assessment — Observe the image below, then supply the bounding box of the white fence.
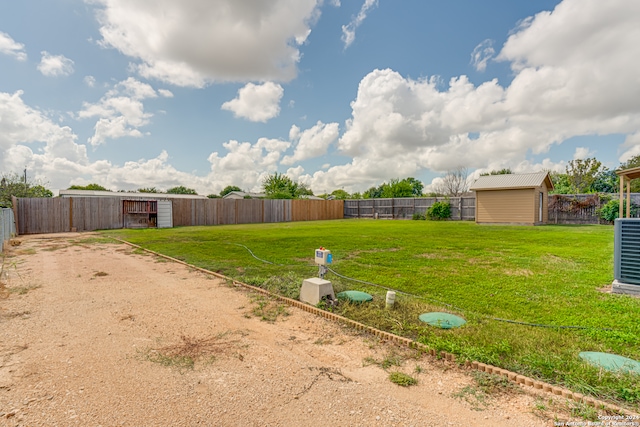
[1,208,16,253]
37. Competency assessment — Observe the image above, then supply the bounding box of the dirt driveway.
[0,234,584,426]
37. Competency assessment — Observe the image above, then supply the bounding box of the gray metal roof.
[222,191,266,199]
[469,171,553,191]
[59,189,207,199]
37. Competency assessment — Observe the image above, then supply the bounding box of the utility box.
[315,248,332,266]
[613,218,640,296]
[299,278,335,306]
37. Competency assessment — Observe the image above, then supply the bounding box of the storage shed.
[469,172,554,225]
[58,190,206,229]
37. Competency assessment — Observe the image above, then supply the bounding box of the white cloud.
[281,121,339,165]
[0,31,27,61]
[207,137,290,192]
[78,77,159,146]
[305,0,640,193]
[330,0,341,6]
[158,89,174,98]
[470,39,495,72]
[573,147,595,159]
[91,0,321,87]
[37,51,75,77]
[0,91,89,186]
[341,0,378,49]
[221,82,284,122]
[84,76,96,87]
[619,133,640,163]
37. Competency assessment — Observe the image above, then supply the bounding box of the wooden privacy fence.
[344,197,476,220]
[548,193,640,224]
[15,197,344,234]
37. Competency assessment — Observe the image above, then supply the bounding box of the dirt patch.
[0,233,599,426]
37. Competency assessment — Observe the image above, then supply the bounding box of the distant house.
[469,171,554,225]
[222,191,266,200]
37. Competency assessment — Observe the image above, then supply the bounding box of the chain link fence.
[1,208,16,253]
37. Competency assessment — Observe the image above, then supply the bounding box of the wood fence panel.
[204,199,217,225]
[392,198,414,219]
[236,199,263,223]
[217,199,237,224]
[263,199,289,222]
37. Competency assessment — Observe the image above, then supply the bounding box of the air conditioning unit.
[613,218,640,295]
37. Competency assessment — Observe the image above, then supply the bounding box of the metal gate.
[157,200,173,228]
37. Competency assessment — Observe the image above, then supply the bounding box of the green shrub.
[412,212,426,220]
[426,201,451,220]
[599,199,638,222]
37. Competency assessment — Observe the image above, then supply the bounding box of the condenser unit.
[613,218,640,295]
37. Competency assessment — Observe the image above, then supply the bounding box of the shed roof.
[616,166,640,180]
[59,190,207,199]
[469,171,553,191]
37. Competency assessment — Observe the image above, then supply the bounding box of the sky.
[1,0,639,196]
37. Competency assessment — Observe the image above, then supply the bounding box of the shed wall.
[476,189,535,224]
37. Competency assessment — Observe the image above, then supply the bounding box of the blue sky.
[1,0,638,195]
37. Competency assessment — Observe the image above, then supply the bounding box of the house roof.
[222,191,266,199]
[59,190,207,199]
[469,171,554,191]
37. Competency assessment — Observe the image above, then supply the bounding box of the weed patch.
[143,333,241,371]
[249,295,289,322]
[389,371,417,387]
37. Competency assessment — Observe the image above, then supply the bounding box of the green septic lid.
[337,290,373,303]
[419,312,466,329]
[579,352,640,374]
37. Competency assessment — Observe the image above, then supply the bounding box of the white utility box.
[299,277,335,306]
[314,248,332,266]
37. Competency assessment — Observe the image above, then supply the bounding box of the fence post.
[459,198,462,220]
[11,196,19,236]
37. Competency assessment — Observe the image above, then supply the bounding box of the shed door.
[539,192,543,222]
[157,201,173,228]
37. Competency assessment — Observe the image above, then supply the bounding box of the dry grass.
[144,333,243,371]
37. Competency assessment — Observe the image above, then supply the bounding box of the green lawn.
[105,220,640,409]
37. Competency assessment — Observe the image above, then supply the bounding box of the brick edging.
[111,237,638,417]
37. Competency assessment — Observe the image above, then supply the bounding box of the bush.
[426,201,451,220]
[412,212,426,220]
[599,199,638,222]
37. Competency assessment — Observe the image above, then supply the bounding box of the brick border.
[113,238,638,417]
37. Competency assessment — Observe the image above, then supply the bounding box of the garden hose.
[232,243,614,332]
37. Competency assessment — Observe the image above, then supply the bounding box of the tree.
[566,158,603,193]
[591,169,618,193]
[262,173,312,198]
[480,168,512,176]
[549,172,572,194]
[68,183,109,191]
[220,185,242,197]
[1,173,53,208]
[361,177,423,199]
[433,167,469,197]
[363,186,382,199]
[137,187,158,193]
[330,189,350,200]
[405,177,424,196]
[166,186,198,195]
[206,194,221,198]
[380,178,413,198]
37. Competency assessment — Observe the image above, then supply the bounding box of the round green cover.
[579,351,640,374]
[419,312,466,329]
[337,290,373,303]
